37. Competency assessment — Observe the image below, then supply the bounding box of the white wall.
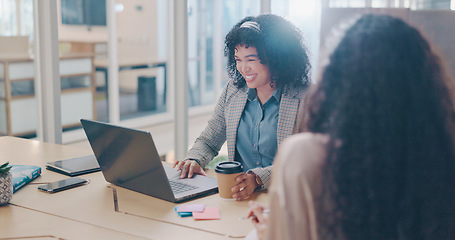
[116,0,158,59]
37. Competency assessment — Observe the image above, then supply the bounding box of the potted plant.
[0,162,13,205]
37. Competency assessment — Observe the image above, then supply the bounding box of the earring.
[270,81,276,89]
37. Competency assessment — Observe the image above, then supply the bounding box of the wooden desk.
[1,204,154,240]
[0,136,268,239]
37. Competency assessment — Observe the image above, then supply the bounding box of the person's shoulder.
[282,83,311,99]
[282,132,329,151]
[222,79,248,99]
[278,132,328,169]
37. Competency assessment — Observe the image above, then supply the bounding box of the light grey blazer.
[185,80,308,189]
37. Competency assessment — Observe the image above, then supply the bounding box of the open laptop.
[80,119,218,203]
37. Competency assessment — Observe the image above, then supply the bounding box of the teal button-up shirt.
[235,88,281,172]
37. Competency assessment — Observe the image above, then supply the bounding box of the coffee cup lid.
[215,161,243,174]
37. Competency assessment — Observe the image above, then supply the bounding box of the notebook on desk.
[80,119,218,203]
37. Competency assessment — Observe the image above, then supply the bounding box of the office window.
[20,0,33,38]
[272,0,321,82]
[114,0,166,121]
[414,0,451,9]
[327,0,452,8]
[220,0,260,86]
[329,0,367,7]
[0,0,33,37]
[187,0,260,107]
[0,0,17,36]
[372,0,388,7]
[0,0,37,138]
[187,0,207,106]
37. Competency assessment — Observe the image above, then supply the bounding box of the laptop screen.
[81,119,175,200]
[80,119,218,202]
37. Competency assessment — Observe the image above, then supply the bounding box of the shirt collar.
[272,88,282,102]
[247,88,282,103]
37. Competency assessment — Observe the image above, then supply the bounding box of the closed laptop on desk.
[80,119,218,202]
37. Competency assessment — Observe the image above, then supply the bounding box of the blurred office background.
[0,0,453,159]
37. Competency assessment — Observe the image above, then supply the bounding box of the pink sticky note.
[192,207,220,220]
[176,204,206,213]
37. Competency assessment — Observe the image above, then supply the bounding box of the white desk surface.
[0,136,268,239]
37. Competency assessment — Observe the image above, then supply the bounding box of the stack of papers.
[192,207,220,220]
[175,204,220,220]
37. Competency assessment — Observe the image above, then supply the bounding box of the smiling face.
[234,45,273,93]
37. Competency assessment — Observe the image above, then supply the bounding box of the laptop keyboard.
[169,180,198,194]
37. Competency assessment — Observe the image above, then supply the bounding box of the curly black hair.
[306,15,455,239]
[224,14,311,91]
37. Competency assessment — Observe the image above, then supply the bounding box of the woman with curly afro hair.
[250,14,455,240]
[174,14,311,200]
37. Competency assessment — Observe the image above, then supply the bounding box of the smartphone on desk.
[38,177,88,193]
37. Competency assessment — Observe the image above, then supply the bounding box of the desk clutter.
[2,136,261,239]
[175,204,221,220]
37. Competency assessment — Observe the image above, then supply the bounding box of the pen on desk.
[239,209,270,220]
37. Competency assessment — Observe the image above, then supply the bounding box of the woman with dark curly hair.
[249,14,455,239]
[173,14,311,200]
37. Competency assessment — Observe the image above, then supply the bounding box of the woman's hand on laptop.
[173,160,207,178]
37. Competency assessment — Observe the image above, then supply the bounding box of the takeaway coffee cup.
[215,161,243,199]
